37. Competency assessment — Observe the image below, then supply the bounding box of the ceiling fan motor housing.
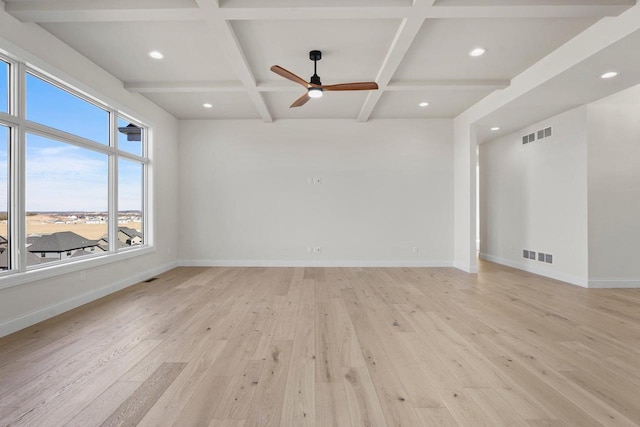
[309,50,322,85]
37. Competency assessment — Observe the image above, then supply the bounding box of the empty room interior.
[2,0,640,425]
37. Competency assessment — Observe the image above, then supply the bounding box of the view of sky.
[1,60,7,114]
[0,70,143,212]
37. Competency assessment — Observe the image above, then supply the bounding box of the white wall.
[0,10,179,336]
[453,121,477,273]
[479,106,589,286]
[587,89,640,287]
[178,119,453,266]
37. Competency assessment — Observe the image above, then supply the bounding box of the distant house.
[118,227,143,246]
[97,235,127,251]
[27,231,100,261]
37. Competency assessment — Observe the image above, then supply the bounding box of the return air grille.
[523,126,552,145]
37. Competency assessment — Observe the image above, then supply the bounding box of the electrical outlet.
[314,246,321,254]
[314,177,322,184]
[307,246,313,254]
[413,247,419,254]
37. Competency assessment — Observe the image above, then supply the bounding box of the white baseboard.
[0,261,178,338]
[588,279,640,289]
[453,260,478,274]
[479,252,588,288]
[179,259,453,268]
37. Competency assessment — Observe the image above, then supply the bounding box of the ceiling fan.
[270,50,379,108]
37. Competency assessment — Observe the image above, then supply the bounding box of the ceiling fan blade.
[290,93,311,108]
[321,82,379,91]
[271,65,310,88]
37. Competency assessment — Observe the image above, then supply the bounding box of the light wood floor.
[1,263,640,426]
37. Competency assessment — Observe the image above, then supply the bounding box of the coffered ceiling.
[3,0,637,124]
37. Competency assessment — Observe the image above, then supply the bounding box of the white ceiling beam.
[220,5,630,20]
[426,5,631,19]
[3,0,202,22]
[124,80,509,93]
[386,80,510,91]
[357,0,436,122]
[5,1,630,23]
[193,0,272,123]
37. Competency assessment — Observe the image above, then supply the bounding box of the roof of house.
[0,248,46,269]
[70,249,94,258]
[118,227,143,239]
[27,231,99,253]
[98,235,129,248]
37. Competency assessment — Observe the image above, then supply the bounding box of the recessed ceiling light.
[490,127,500,131]
[419,102,430,107]
[469,47,487,57]
[600,71,618,79]
[203,103,213,108]
[148,51,164,59]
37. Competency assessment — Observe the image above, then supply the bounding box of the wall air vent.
[523,127,552,145]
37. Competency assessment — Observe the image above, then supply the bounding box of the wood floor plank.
[65,380,141,427]
[342,366,387,427]
[135,340,227,427]
[100,362,186,427]
[280,278,316,427]
[244,340,293,427]
[315,383,352,427]
[1,262,640,426]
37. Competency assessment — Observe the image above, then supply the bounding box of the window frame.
[0,51,153,289]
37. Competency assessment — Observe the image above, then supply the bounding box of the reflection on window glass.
[118,158,143,247]
[118,117,143,156]
[0,126,8,270]
[26,73,109,145]
[0,60,8,114]
[26,133,108,266]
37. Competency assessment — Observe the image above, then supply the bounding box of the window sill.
[0,245,155,291]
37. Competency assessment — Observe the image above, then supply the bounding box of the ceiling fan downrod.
[309,50,322,86]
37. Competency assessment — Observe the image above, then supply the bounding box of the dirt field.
[0,214,141,240]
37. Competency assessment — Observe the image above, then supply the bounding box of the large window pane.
[0,126,8,270]
[0,60,8,114]
[117,117,144,156]
[118,159,143,247]
[26,73,109,145]
[26,134,108,266]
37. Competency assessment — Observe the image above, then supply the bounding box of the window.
[0,52,150,282]
[118,117,144,157]
[118,158,144,246]
[0,125,8,270]
[26,134,108,265]
[26,73,109,145]
[0,60,8,114]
